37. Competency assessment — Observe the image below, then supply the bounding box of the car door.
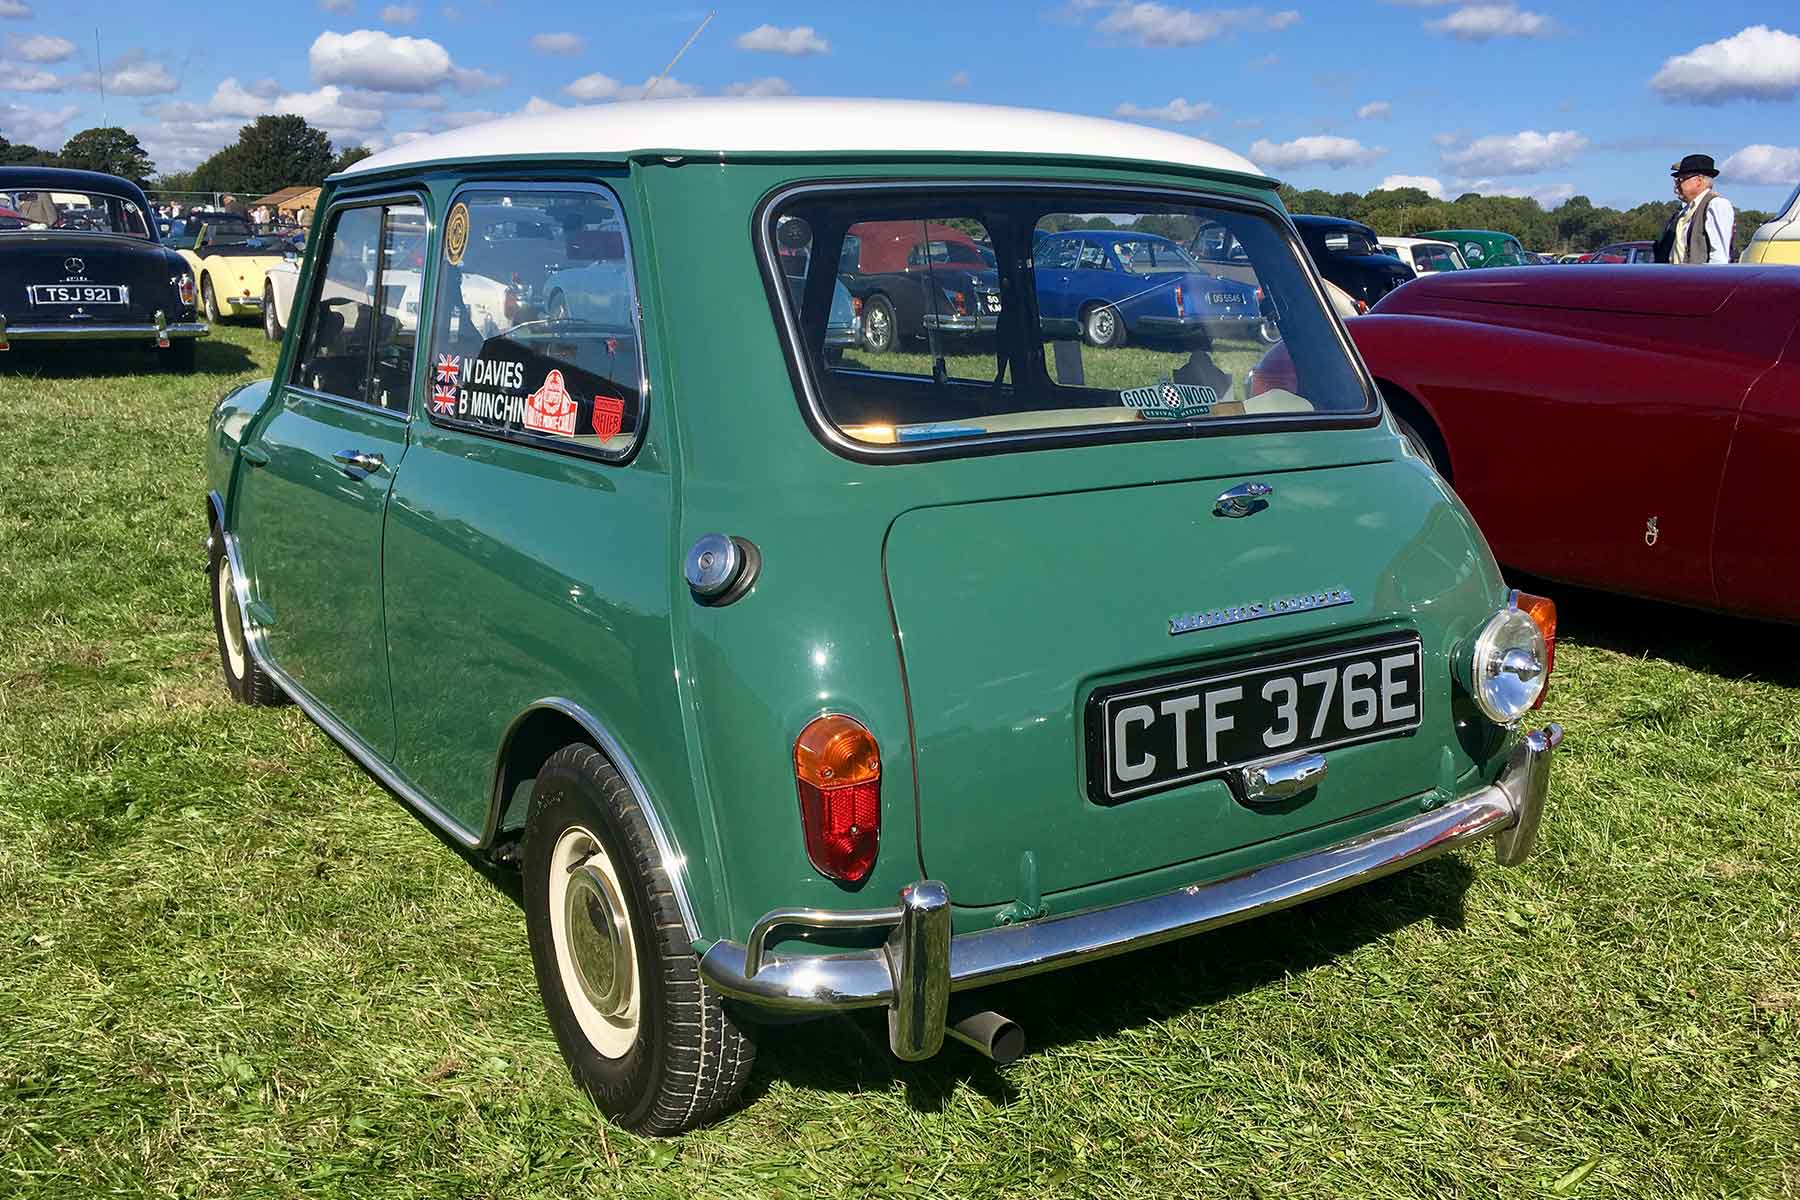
[1712,316,1800,620]
[234,197,425,757]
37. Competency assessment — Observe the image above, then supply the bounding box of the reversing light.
[794,714,881,883]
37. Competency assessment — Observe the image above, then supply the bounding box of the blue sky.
[3,1,1798,212]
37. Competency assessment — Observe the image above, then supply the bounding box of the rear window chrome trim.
[753,177,1382,466]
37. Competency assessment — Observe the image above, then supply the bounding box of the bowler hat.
[1670,153,1719,178]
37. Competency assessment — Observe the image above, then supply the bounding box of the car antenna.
[95,29,107,126]
[645,10,714,99]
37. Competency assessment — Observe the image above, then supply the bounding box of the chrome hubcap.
[868,307,889,346]
[1093,309,1115,341]
[218,557,246,676]
[564,862,630,1017]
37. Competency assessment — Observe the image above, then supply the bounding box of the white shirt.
[1674,189,1736,263]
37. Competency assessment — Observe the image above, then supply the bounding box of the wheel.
[208,528,284,706]
[162,339,198,373]
[860,295,896,354]
[201,275,221,324]
[1081,303,1125,348]
[1257,318,1282,345]
[263,284,282,341]
[523,744,755,1133]
[548,291,570,320]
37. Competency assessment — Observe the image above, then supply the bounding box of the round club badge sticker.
[444,202,470,266]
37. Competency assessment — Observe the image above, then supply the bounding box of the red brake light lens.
[177,273,196,306]
[794,714,881,883]
[1173,282,1184,313]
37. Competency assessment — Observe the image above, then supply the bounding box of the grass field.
[2,323,1797,1198]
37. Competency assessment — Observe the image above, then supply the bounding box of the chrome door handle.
[1238,753,1327,804]
[332,449,385,474]
[1214,481,1273,518]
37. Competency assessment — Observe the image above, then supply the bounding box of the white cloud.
[0,101,77,143]
[1097,4,1301,46]
[381,4,417,23]
[722,76,794,97]
[1378,173,1446,198]
[187,76,385,133]
[5,68,62,92]
[530,32,584,55]
[1356,100,1392,119]
[1431,130,1462,146]
[450,65,506,91]
[1721,143,1800,185]
[1650,25,1800,104]
[1454,179,1576,205]
[83,51,180,97]
[1248,135,1384,169]
[12,34,75,62]
[734,24,829,56]
[319,0,352,11]
[0,0,33,15]
[1114,97,1217,122]
[518,95,563,115]
[562,73,702,102]
[1426,4,1553,40]
[439,108,499,128]
[1442,128,1586,174]
[310,29,453,92]
[948,69,970,88]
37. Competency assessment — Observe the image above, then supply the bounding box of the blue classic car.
[1035,229,1262,348]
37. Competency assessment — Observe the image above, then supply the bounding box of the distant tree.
[152,169,199,195]
[332,145,374,173]
[193,115,336,196]
[58,127,156,185]
[0,134,59,166]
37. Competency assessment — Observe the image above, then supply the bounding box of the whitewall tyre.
[207,531,284,707]
[523,744,756,1134]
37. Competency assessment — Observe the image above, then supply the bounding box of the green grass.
[3,322,1798,1198]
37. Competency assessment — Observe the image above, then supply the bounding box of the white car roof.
[347,97,1264,179]
[1378,236,1457,249]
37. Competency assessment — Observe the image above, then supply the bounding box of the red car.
[1587,240,1655,264]
[1340,266,1800,623]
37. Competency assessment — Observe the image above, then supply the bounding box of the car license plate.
[982,293,1001,312]
[1206,291,1240,305]
[28,284,127,305]
[1087,637,1423,803]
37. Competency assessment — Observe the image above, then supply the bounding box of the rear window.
[766,189,1371,453]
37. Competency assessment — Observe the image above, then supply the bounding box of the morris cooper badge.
[1169,586,1355,635]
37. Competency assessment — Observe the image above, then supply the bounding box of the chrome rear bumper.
[700,725,1561,1060]
[0,312,207,349]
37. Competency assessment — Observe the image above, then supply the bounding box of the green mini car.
[1417,228,1533,269]
[204,98,1563,1133]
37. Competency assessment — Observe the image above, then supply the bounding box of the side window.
[425,186,643,459]
[1038,237,1079,270]
[288,202,420,411]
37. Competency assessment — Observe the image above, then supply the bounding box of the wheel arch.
[489,698,701,941]
[1375,378,1453,482]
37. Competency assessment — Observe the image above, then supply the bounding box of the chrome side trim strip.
[217,529,480,849]
[491,697,702,941]
[699,725,1559,1024]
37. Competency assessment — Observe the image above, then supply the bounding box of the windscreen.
[769,190,1371,450]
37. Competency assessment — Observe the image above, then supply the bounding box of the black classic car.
[1290,214,1415,310]
[0,166,206,369]
[837,219,1000,353]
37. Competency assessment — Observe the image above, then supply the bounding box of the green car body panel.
[1418,229,1531,269]
[206,145,1521,960]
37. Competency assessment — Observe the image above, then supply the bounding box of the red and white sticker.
[523,369,578,437]
[591,394,624,440]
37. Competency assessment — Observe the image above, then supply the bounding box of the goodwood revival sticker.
[445,202,470,266]
[523,369,579,437]
[591,393,625,440]
[1120,381,1218,420]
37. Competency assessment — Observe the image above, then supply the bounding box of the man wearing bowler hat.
[1654,154,1735,264]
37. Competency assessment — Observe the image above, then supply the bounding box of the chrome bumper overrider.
[700,725,1562,1060]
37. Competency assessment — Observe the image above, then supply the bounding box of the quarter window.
[423,185,643,459]
[289,202,423,411]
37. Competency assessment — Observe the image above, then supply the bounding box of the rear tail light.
[794,714,881,883]
[851,296,863,316]
[1355,297,1370,315]
[1513,591,1557,706]
[1173,282,1184,314]
[1246,340,1297,399]
[177,273,196,306]
[948,290,967,315]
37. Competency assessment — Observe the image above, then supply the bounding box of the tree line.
[1277,185,1776,255]
[0,115,371,199]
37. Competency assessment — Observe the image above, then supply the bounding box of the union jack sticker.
[434,354,461,389]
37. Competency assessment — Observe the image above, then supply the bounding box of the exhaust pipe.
[946,1010,1025,1064]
